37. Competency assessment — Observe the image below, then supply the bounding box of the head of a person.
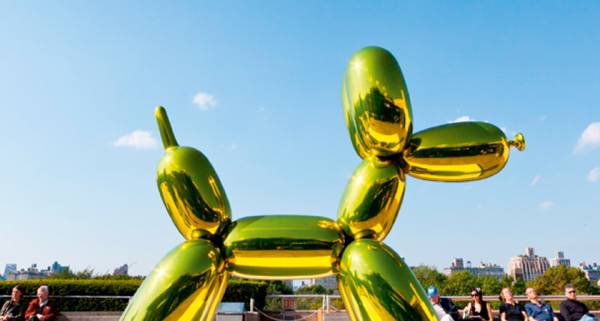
[501,288,514,302]
[427,286,440,304]
[11,285,25,303]
[526,287,538,301]
[470,288,483,303]
[565,284,577,300]
[37,285,49,302]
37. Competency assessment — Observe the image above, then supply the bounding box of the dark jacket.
[440,297,460,321]
[1,299,27,321]
[559,299,591,321]
[24,298,58,321]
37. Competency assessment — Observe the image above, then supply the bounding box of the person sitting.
[463,288,493,321]
[500,287,527,321]
[525,287,559,321]
[24,286,58,321]
[427,286,459,321]
[1,285,27,321]
[559,284,596,321]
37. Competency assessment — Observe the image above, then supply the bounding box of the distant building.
[314,276,338,293]
[443,258,505,280]
[579,262,600,285]
[113,264,129,276]
[51,261,68,273]
[5,262,67,280]
[300,276,338,293]
[3,264,17,279]
[551,251,571,268]
[507,247,550,281]
[283,280,294,292]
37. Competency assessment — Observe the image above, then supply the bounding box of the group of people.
[0,285,58,321]
[428,284,596,321]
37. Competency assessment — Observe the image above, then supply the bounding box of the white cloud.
[192,91,217,111]
[530,175,541,187]
[451,115,473,123]
[588,167,600,183]
[538,201,555,210]
[575,122,600,152]
[114,130,158,150]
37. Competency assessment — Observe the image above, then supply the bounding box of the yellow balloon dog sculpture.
[120,47,525,321]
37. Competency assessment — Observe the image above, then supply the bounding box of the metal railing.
[0,295,131,299]
[265,294,600,314]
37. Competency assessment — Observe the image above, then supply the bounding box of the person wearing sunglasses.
[559,285,596,321]
[463,288,493,321]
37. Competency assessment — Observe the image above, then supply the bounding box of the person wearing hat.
[428,286,459,321]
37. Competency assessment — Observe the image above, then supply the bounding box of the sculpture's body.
[120,47,525,321]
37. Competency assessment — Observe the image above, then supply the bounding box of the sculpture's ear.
[155,107,232,240]
[342,47,413,159]
[155,106,179,149]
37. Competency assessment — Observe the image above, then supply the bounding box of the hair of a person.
[500,287,512,302]
[38,285,49,293]
[564,284,575,291]
[469,287,486,315]
[12,284,25,297]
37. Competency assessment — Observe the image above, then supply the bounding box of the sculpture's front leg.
[338,239,437,321]
[120,240,227,321]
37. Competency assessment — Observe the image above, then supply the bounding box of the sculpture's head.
[337,46,526,242]
[342,46,413,159]
[155,107,231,240]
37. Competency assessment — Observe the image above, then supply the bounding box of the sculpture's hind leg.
[337,239,438,321]
[120,239,228,321]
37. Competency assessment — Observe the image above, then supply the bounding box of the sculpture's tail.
[155,106,179,149]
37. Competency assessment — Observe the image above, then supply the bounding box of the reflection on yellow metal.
[122,47,525,321]
[223,215,345,279]
[338,239,437,321]
[120,240,227,321]
[337,158,405,240]
[155,107,232,240]
[342,47,413,158]
[403,122,526,182]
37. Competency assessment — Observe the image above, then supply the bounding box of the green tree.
[267,281,293,295]
[512,279,527,295]
[499,275,514,290]
[528,266,592,295]
[412,265,447,291]
[296,285,331,295]
[444,271,477,295]
[478,276,501,297]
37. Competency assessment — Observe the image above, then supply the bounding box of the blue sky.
[1,2,599,276]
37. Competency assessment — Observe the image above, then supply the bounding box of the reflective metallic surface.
[403,121,526,182]
[156,107,232,239]
[342,46,413,159]
[132,46,527,320]
[337,158,405,241]
[223,215,345,279]
[120,240,227,321]
[338,239,437,321]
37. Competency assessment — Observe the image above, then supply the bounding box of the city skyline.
[1,247,596,279]
[1,2,599,276]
